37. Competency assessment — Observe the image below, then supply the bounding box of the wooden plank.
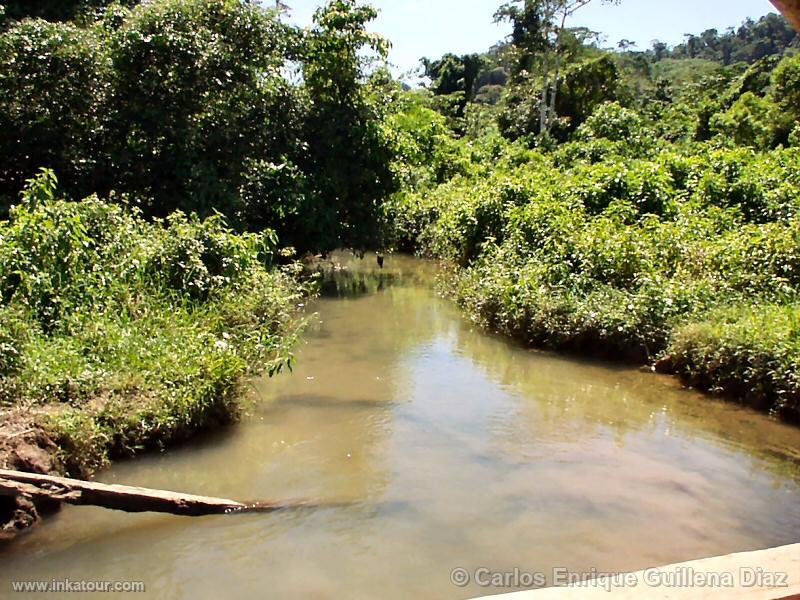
[0,469,298,517]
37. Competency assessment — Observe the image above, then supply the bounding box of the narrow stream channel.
[2,254,800,599]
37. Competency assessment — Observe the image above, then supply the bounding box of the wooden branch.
[0,469,309,517]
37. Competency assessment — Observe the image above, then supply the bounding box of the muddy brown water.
[2,254,800,599]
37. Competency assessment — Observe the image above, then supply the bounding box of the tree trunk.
[538,41,551,135]
[0,469,310,517]
[546,9,569,133]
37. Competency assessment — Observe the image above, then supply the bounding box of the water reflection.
[308,252,435,298]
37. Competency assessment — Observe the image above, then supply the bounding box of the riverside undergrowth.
[386,105,800,421]
[0,170,308,477]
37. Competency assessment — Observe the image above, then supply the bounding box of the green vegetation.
[387,140,800,418]
[387,4,800,421]
[0,0,138,23]
[0,0,395,251]
[0,170,306,475]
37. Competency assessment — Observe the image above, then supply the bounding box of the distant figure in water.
[377,254,385,269]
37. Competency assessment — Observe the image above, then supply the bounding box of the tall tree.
[495,0,618,138]
[301,0,395,250]
[421,53,484,114]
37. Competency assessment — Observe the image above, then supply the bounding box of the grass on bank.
[0,170,307,476]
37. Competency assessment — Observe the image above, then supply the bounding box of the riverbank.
[0,173,308,537]
[387,138,800,423]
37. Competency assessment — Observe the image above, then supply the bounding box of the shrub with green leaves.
[390,131,800,419]
[668,304,800,418]
[771,54,800,122]
[0,0,399,253]
[0,18,110,210]
[574,101,655,153]
[0,171,306,474]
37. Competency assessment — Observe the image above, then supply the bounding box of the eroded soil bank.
[0,408,62,539]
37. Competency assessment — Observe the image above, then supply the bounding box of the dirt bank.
[0,407,64,539]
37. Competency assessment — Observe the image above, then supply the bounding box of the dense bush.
[389,123,800,418]
[0,19,110,211]
[668,304,800,419]
[0,0,139,23]
[0,171,306,474]
[574,102,652,144]
[385,91,467,190]
[709,92,776,148]
[104,0,299,218]
[0,0,397,252]
[771,53,800,120]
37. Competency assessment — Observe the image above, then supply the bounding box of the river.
[1,253,799,599]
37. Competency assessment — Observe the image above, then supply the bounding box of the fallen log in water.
[0,468,310,517]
